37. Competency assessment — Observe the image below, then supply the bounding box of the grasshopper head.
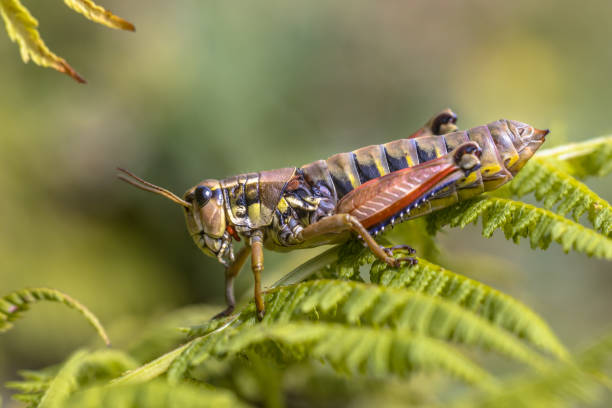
[117,169,234,266]
[505,120,549,175]
[183,181,234,265]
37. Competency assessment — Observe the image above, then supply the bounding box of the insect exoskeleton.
[118,109,548,321]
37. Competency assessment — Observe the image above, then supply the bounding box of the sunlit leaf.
[63,0,134,31]
[0,0,85,82]
[0,0,133,82]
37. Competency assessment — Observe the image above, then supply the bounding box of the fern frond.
[123,305,220,363]
[330,241,377,280]
[7,349,136,408]
[177,279,551,384]
[6,379,51,394]
[369,257,568,360]
[427,197,612,259]
[65,380,250,408]
[266,280,549,367]
[111,317,236,385]
[111,342,192,385]
[181,322,497,390]
[454,331,612,408]
[6,378,49,407]
[0,287,110,345]
[505,158,612,235]
[536,135,612,178]
[6,368,55,406]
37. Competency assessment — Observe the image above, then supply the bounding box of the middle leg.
[250,231,266,321]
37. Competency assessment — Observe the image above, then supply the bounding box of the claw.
[383,244,416,258]
[212,305,235,320]
[389,244,416,254]
[395,257,418,267]
[382,244,417,268]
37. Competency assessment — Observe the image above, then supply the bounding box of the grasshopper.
[118,109,548,320]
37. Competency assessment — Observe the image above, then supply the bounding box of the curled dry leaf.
[0,0,134,83]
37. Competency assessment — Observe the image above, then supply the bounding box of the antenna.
[116,168,192,208]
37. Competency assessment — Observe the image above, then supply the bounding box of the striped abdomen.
[300,119,519,219]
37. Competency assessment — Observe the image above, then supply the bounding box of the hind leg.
[295,214,416,267]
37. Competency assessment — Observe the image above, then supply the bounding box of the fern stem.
[112,317,237,385]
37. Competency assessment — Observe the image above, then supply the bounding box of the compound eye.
[194,186,213,207]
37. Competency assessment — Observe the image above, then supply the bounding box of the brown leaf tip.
[58,60,87,84]
[107,12,135,32]
[119,19,136,32]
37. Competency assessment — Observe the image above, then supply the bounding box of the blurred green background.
[1,0,611,404]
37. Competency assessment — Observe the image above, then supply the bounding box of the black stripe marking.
[356,160,382,182]
[384,146,408,172]
[330,174,354,199]
[444,137,453,154]
[416,142,437,163]
[351,153,368,184]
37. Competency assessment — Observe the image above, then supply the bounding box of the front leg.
[296,214,415,268]
[213,245,252,320]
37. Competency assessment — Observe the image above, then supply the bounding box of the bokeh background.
[1,0,611,404]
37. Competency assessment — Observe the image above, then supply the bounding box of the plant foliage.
[454,332,612,408]
[536,136,612,179]
[0,287,109,345]
[369,256,569,359]
[4,136,612,406]
[7,349,137,408]
[0,0,133,82]
[65,380,251,408]
[426,196,612,259]
[503,137,612,236]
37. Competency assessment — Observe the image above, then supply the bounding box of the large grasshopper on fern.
[118,110,548,320]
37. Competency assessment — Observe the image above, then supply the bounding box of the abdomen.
[300,121,514,219]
